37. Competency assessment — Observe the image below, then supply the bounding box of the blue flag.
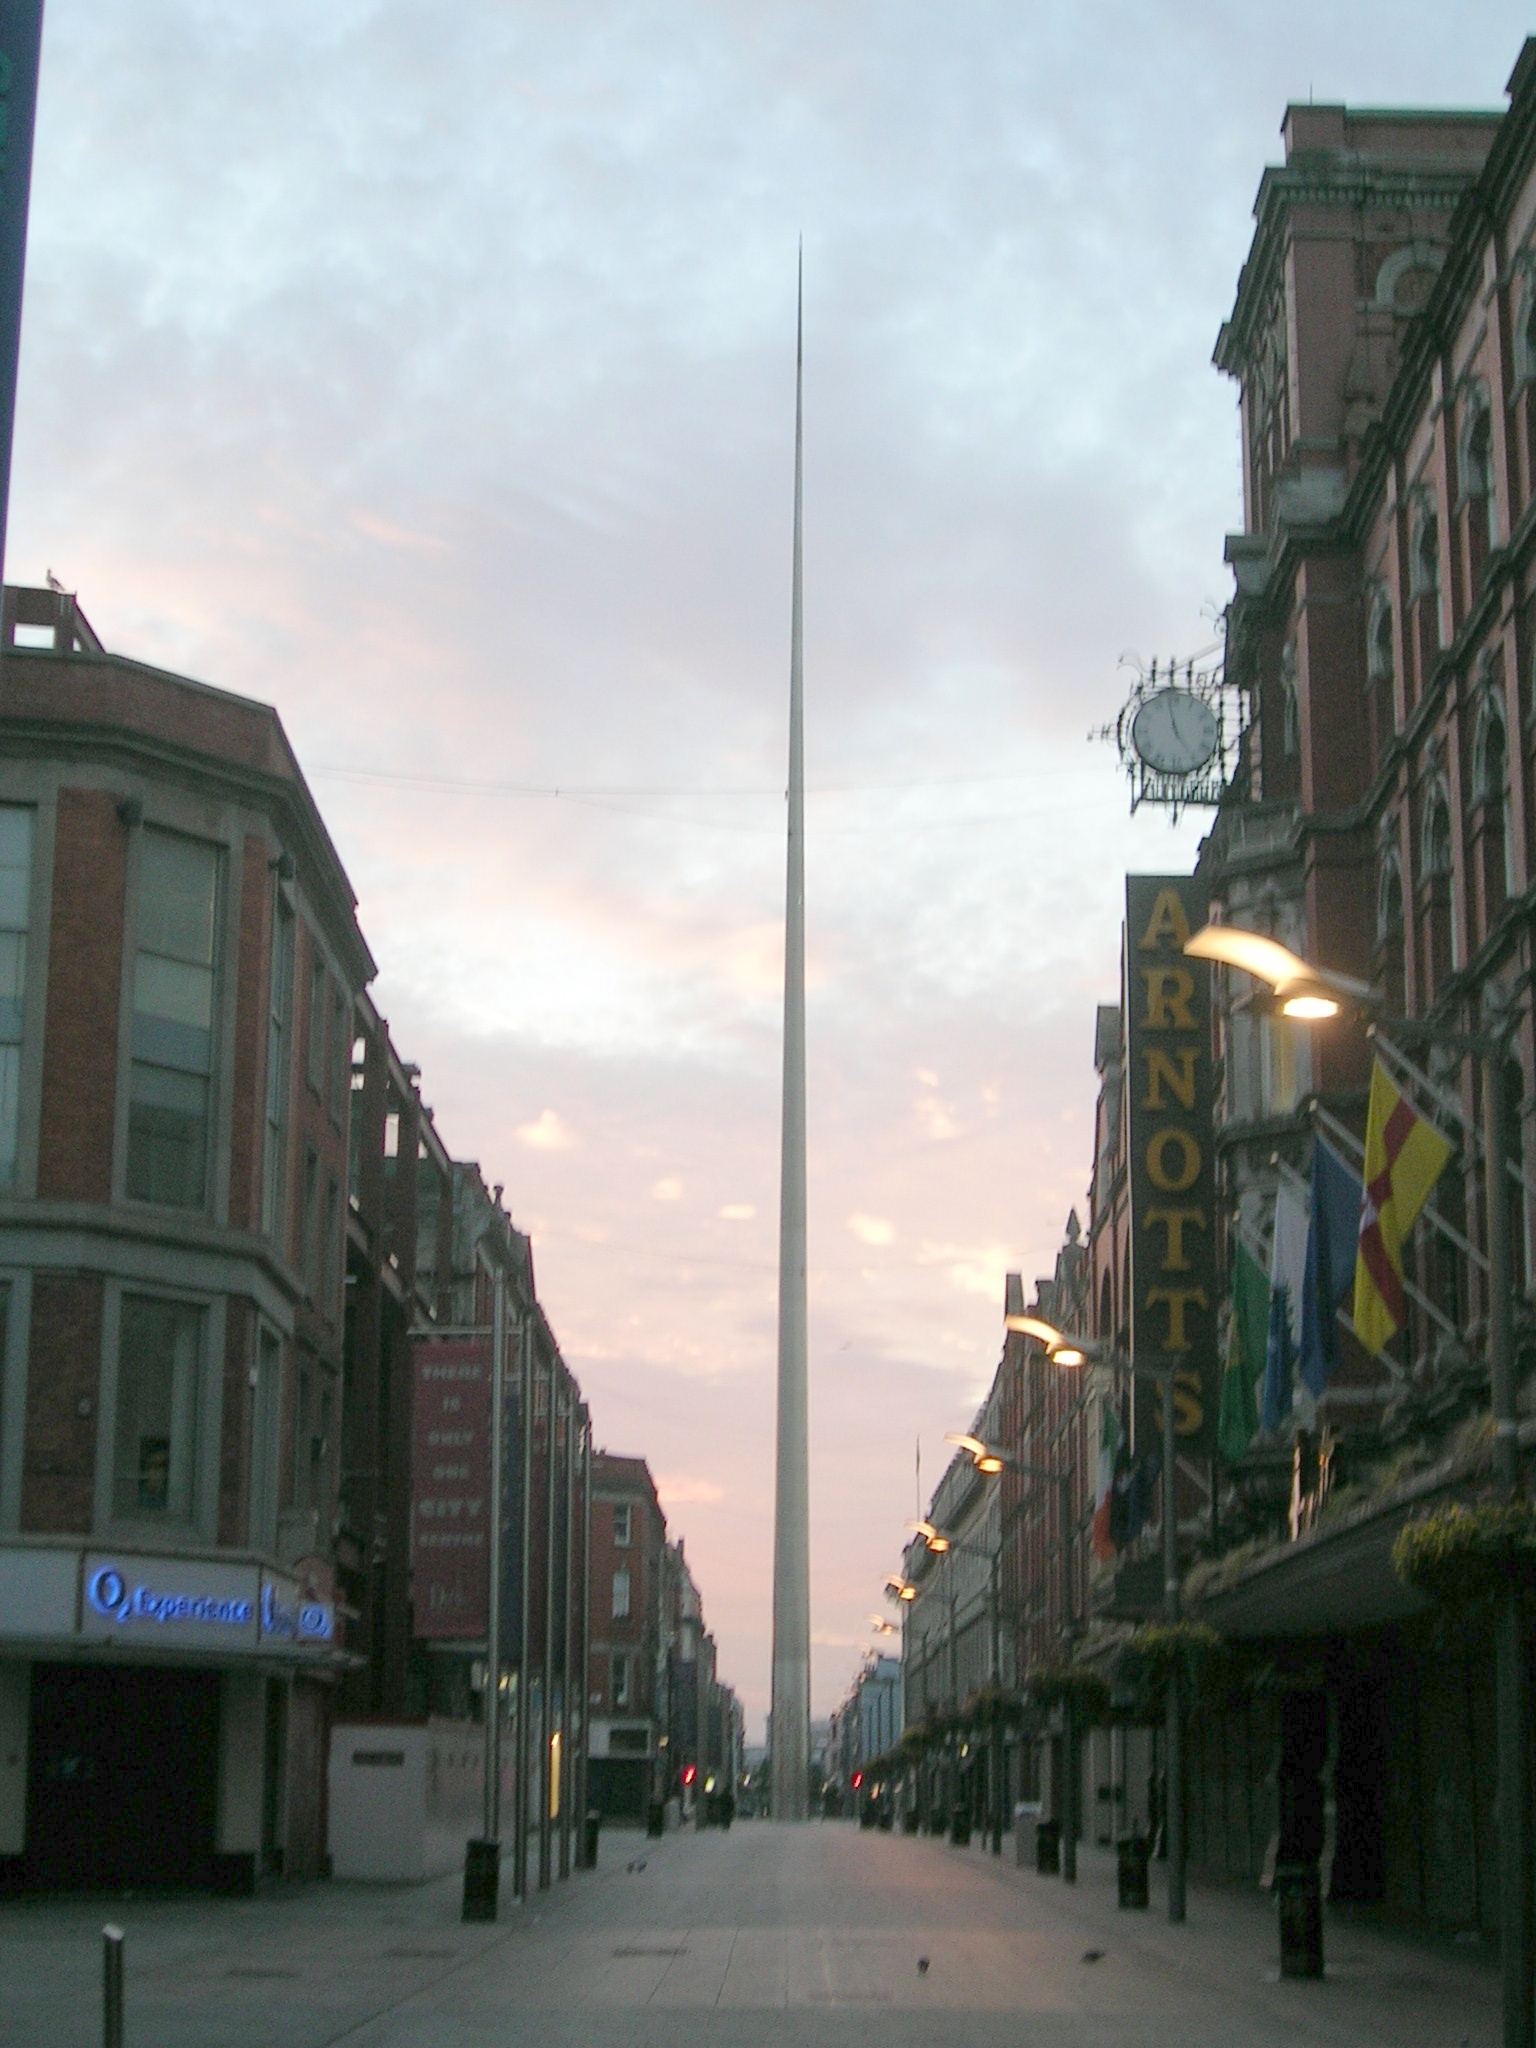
[1299,1137,1362,1398]
[1262,1179,1307,1433]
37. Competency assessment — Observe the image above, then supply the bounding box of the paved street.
[0,1821,1499,2048]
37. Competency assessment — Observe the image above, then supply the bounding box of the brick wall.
[37,791,128,1202]
[21,1272,104,1532]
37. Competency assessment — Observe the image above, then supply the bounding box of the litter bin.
[950,1807,972,1846]
[1274,1862,1323,1978]
[1035,1818,1061,1875]
[583,1811,602,1868]
[461,1838,500,1922]
[646,1801,665,1837]
[1014,1802,1042,1869]
[1116,1833,1150,1910]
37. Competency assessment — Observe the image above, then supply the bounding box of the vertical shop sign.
[1125,875,1219,1458]
[412,1337,490,1638]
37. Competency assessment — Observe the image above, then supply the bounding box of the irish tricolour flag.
[1091,1402,1122,1561]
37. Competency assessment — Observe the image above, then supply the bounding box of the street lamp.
[989,1324,1187,1921]
[1185,921,1530,2039]
[915,1515,1007,1854]
[946,1425,1089,1885]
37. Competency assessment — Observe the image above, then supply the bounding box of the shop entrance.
[25,1663,220,1890]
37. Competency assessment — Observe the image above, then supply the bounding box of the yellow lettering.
[1140,967,1196,1031]
[1145,1286,1208,1351]
[1146,1128,1201,1193]
[1137,886,1193,952]
[1150,1368,1205,1439]
[1144,1206,1207,1271]
[1142,1046,1199,1110]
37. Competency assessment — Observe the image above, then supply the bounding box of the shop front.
[0,1540,346,1895]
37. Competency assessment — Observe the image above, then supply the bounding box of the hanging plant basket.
[1025,1661,1111,1725]
[1392,1500,1536,1608]
[964,1684,1026,1732]
[1114,1622,1224,1721]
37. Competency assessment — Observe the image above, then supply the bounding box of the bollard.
[461,1838,500,1923]
[102,1924,124,2048]
[1275,1862,1323,1978]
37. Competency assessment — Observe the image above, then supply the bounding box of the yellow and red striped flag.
[1353,1058,1455,1356]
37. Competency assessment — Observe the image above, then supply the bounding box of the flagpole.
[769,249,811,1824]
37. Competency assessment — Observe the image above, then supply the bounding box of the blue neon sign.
[86,1564,253,1630]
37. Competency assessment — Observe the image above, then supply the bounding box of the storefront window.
[113,1294,203,1523]
[127,830,221,1208]
[0,806,32,1189]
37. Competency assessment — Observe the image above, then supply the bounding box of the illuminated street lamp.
[1186,921,1530,2034]
[1182,924,1378,1020]
[908,1518,951,1553]
[885,1574,917,1603]
[989,1320,1187,1921]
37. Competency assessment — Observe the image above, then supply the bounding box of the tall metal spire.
[770,249,810,1822]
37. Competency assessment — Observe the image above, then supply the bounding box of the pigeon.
[917,1958,930,1976]
[1081,1949,1105,1965]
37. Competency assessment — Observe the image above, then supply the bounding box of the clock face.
[1130,688,1219,775]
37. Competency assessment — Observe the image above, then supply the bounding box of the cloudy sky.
[10,2,1531,1731]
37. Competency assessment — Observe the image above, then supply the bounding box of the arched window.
[1461,389,1497,554]
[1376,842,1405,1012]
[1280,644,1300,759]
[1377,848,1404,939]
[1412,503,1440,597]
[1421,775,1456,986]
[1367,587,1394,684]
[1473,689,1513,914]
[1518,270,1536,386]
[1098,1271,1112,1341]
[1422,781,1452,876]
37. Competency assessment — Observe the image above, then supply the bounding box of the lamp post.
[1185,921,1530,2042]
[946,1427,1087,1884]
[911,1520,1006,1853]
[991,1324,1185,1918]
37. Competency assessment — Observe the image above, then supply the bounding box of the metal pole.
[1162,1365,1185,1924]
[560,1371,577,1880]
[576,1403,593,1866]
[102,1924,123,2048]
[0,1,45,587]
[514,1315,535,1899]
[1060,1470,1076,1884]
[990,1552,1003,1855]
[539,1358,557,1890]
[770,252,811,1822]
[484,1269,506,1844]
[1486,1025,1532,2048]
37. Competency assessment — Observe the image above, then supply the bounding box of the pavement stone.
[0,1820,1500,2048]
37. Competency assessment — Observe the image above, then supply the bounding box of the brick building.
[586,1451,666,1820]
[0,586,369,1890]
[0,588,604,1896]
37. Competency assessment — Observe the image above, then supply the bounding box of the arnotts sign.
[1125,875,1219,1459]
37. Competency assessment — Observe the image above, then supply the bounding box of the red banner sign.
[412,1337,490,1639]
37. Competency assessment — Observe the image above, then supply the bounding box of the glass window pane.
[0,806,30,933]
[134,954,214,1035]
[138,832,217,965]
[127,1066,209,1207]
[0,930,25,1012]
[114,1296,201,1522]
[0,1046,18,1185]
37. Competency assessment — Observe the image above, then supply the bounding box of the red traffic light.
[851,1771,863,1790]
[681,1764,697,1786]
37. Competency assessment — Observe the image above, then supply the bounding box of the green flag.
[1218,1240,1269,1462]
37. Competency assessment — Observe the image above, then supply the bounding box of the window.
[301,1147,319,1290]
[113,1295,202,1523]
[1367,589,1394,684]
[612,1568,631,1619]
[0,807,32,1189]
[1377,851,1405,940]
[1462,391,1496,549]
[613,1502,632,1548]
[307,951,326,1092]
[263,897,295,1237]
[1412,504,1440,597]
[322,1177,340,1317]
[127,830,220,1208]
[250,1325,281,1552]
[612,1654,630,1709]
[329,987,348,1123]
[293,1351,329,1514]
[1422,783,1453,879]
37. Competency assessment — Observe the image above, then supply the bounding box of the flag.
[1109,1452,1158,1548]
[1262,1178,1308,1433]
[1218,1239,1269,1461]
[1353,1059,1454,1357]
[1299,1138,1363,1397]
[1091,1401,1122,1561]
